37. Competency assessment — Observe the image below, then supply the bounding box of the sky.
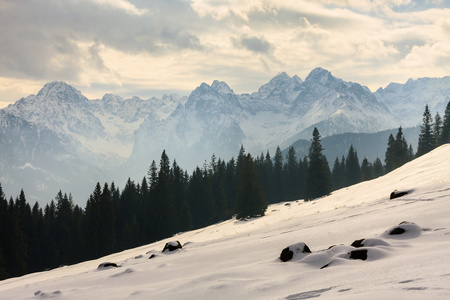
[1,0,450,108]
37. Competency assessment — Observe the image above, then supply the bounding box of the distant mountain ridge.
[0,68,448,205]
[374,76,450,127]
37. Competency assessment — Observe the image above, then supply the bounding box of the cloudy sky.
[1,0,449,107]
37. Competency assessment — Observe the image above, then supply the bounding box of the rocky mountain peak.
[305,67,332,82]
[36,81,86,104]
[211,80,234,95]
[256,72,295,98]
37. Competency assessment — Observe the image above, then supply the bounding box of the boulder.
[348,249,368,261]
[279,242,311,262]
[382,221,422,239]
[98,262,118,269]
[390,190,409,199]
[162,241,182,252]
[351,239,365,248]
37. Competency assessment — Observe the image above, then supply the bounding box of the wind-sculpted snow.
[0,144,449,299]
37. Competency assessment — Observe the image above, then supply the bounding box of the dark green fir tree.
[417,104,434,157]
[235,154,266,219]
[305,128,332,200]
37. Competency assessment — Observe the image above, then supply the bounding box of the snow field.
[0,144,449,299]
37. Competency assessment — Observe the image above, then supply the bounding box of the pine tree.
[393,127,409,169]
[0,246,8,280]
[273,146,285,201]
[433,112,442,147]
[345,145,361,186]
[6,196,28,276]
[43,200,58,268]
[440,101,450,144]
[85,183,102,259]
[29,202,45,272]
[235,154,267,219]
[372,158,384,178]
[99,183,116,255]
[284,146,301,201]
[0,184,9,279]
[332,156,345,190]
[360,157,373,181]
[262,151,275,203]
[305,128,332,200]
[66,205,85,264]
[385,134,395,173]
[153,150,176,239]
[417,104,434,157]
[55,191,73,264]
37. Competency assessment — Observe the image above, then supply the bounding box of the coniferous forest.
[0,102,449,280]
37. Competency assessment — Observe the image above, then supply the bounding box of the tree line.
[0,101,448,280]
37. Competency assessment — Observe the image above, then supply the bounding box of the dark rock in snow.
[162,241,182,252]
[280,248,294,262]
[98,262,118,269]
[390,190,409,199]
[389,227,406,235]
[348,249,368,261]
[351,239,365,248]
[279,242,311,262]
[383,221,422,238]
[149,254,156,259]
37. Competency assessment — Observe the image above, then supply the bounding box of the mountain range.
[0,68,448,205]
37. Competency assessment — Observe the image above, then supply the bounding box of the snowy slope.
[1,144,449,299]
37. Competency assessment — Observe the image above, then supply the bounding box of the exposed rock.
[98,262,119,269]
[348,249,368,261]
[351,239,365,248]
[162,241,182,252]
[390,190,409,199]
[279,242,311,262]
[390,227,406,235]
[382,221,422,239]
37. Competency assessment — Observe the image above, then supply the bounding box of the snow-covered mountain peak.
[269,72,291,84]
[305,67,334,85]
[36,81,87,104]
[101,93,124,103]
[256,72,301,100]
[374,75,450,126]
[292,75,303,85]
[211,80,234,95]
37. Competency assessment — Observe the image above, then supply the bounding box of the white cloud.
[87,0,149,16]
[0,0,450,104]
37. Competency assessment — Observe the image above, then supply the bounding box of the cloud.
[89,0,149,16]
[0,0,203,83]
[231,35,274,54]
[0,0,450,104]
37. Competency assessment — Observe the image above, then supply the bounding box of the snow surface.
[1,145,450,299]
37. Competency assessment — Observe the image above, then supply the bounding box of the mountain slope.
[1,82,184,203]
[2,69,449,205]
[130,68,399,174]
[374,76,450,127]
[0,144,449,299]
